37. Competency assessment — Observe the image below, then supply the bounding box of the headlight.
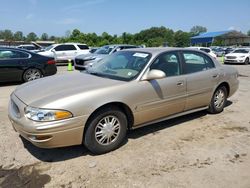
[240,56,246,58]
[24,106,73,122]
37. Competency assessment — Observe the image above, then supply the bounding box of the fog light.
[29,135,52,141]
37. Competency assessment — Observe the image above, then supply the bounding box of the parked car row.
[210,46,235,57]
[74,44,139,70]
[188,47,217,59]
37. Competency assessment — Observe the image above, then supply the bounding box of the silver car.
[8,48,239,154]
[74,44,138,70]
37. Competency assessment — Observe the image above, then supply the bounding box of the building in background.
[191,30,250,47]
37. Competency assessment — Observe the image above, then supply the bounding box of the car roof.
[122,47,181,55]
[17,44,35,47]
[102,44,137,48]
[0,47,30,51]
[0,47,37,54]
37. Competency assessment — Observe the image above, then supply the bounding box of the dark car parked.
[0,47,57,83]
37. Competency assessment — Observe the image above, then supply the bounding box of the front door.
[135,51,187,125]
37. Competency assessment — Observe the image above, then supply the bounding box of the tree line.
[0,25,210,47]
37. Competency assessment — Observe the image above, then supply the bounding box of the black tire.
[208,86,228,114]
[244,58,249,65]
[23,68,42,82]
[84,106,127,154]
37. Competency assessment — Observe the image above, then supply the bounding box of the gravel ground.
[0,64,250,188]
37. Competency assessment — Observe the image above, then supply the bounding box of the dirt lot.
[0,65,250,188]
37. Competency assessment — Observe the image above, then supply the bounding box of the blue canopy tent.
[191,31,232,46]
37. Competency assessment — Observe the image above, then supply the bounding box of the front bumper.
[224,59,245,64]
[8,94,89,148]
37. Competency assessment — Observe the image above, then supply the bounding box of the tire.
[208,86,228,114]
[23,68,42,82]
[244,58,249,65]
[84,106,127,154]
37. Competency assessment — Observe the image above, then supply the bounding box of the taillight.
[47,60,55,65]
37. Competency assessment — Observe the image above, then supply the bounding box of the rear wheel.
[84,106,127,154]
[208,86,227,114]
[23,68,42,82]
[244,58,249,65]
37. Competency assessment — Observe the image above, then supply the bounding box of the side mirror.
[141,69,166,81]
[51,49,55,52]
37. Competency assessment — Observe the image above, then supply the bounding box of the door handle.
[177,81,184,86]
[212,74,219,78]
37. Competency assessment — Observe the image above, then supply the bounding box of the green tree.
[41,33,49,41]
[0,29,13,40]
[174,30,190,47]
[13,31,24,41]
[49,35,56,41]
[190,25,207,36]
[26,32,37,41]
[247,30,250,36]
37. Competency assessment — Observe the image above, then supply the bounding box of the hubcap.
[95,115,121,145]
[214,89,225,109]
[25,69,41,81]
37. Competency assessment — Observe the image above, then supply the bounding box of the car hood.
[14,72,124,108]
[38,51,54,57]
[75,53,107,60]
[226,53,248,57]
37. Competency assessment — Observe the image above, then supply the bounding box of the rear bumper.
[8,94,89,148]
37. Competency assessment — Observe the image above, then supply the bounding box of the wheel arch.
[216,82,230,97]
[83,102,134,138]
[22,67,44,81]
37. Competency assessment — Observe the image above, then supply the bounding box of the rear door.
[181,50,219,110]
[0,49,30,82]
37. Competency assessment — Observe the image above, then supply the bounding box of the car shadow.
[22,101,233,162]
[128,110,207,139]
[0,81,21,87]
[21,137,92,162]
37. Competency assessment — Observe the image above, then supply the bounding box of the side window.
[54,45,77,51]
[183,52,214,74]
[150,52,181,77]
[77,45,89,50]
[0,50,29,59]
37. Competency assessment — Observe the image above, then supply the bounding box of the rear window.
[54,45,77,51]
[77,45,89,50]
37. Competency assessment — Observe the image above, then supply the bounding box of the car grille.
[11,100,21,118]
[75,58,85,65]
[226,56,236,59]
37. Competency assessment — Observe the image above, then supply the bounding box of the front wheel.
[244,58,249,65]
[84,107,127,154]
[208,86,227,114]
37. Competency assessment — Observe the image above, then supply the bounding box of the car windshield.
[86,51,151,81]
[44,45,55,51]
[233,49,249,53]
[94,46,114,55]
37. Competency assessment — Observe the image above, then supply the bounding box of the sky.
[1,0,250,37]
